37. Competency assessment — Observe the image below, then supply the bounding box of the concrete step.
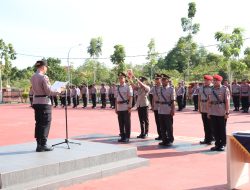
[3,157,148,190]
[0,139,148,189]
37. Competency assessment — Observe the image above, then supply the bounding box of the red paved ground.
[0,103,250,190]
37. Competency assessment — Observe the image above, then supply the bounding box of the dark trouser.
[158,114,174,143]
[109,94,114,108]
[132,95,135,108]
[91,94,96,108]
[177,95,183,110]
[137,106,149,135]
[241,96,249,112]
[50,96,53,105]
[33,104,52,141]
[61,96,66,106]
[77,95,79,105]
[73,96,77,107]
[67,96,71,106]
[193,95,198,110]
[29,96,33,106]
[101,94,106,108]
[232,95,240,109]
[117,111,131,139]
[183,91,187,108]
[154,110,161,138]
[82,94,88,107]
[53,96,58,107]
[201,113,213,142]
[149,94,153,108]
[210,115,227,148]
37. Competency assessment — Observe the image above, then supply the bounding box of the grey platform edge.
[3,157,149,190]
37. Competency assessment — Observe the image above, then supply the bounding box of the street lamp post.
[67,44,82,84]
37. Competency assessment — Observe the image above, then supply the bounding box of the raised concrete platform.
[0,139,148,190]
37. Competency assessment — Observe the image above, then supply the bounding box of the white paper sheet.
[51,81,68,92]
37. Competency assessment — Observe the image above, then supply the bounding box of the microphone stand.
[52,86,81,149]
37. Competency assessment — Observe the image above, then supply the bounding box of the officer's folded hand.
[128,107,132,113]
[207,114,210,119]
[170,110,175,116]
[224,114,229,119]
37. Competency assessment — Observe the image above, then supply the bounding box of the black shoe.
[118,138,129,143]
[159,141,172,146]
[233,108,237,111]
[36,145,53,152]
[118,138,125,142]
[217,146,225,151]
[200,140,212,145]
[155,136,162,140]
[137,134,144,138]
[210,146,220,151]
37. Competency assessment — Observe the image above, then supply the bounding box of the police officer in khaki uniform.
[31,60,60,152]
[130,76,150,139]
[150,74,162,140]
[240,79,250,113]
[100,83,107,108]
[71,85,77,108]
[81,84,89,108]
[208,74,230,151]
[91,84,97,108]
[198,75,214,145]
[176,82,185,111]
[158,74,175,146]
[231,79,241,111]
[192,82,199,111]
[115,72,133,143]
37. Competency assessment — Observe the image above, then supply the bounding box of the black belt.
[34,95,49,98]
[117,100,128,104]
[210,101,225,105]
[159,102,172,106]
[242,92,248,94]
[201,100,207,102]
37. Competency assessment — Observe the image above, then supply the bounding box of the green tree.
[214,27,244,81]
[180,2,200,80]
[0,39,16,86]
[110,44,126,74]
[87,37,103,83]
[46,57,67,82]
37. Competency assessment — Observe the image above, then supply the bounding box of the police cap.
[35,60,48,68]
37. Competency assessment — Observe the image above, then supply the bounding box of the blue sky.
[1,0,250,69]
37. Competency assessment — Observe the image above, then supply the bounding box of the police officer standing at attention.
[115,72,133,143]
[100,83,107,108]
[192,82,199,111]
[130,75,150,139]
[91,84,97,109]
[231,79,241,111]
[81,83,89,108]
[208,74,230,151]
[158,74,175,146]
[150,74,162,140]
[31,60,60,152]
[240,79,250,113]
[176,82,185,111]
[198,75,214,145]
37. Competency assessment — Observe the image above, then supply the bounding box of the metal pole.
[67,44,82,84]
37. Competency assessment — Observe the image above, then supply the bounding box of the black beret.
[139,76,147,82]
[35,60,48,68]
[161,74,170,79]
[118,72,127,77]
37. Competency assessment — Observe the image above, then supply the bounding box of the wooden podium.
[227,134,250,189]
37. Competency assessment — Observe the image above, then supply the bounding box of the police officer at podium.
[31,60,60,152]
